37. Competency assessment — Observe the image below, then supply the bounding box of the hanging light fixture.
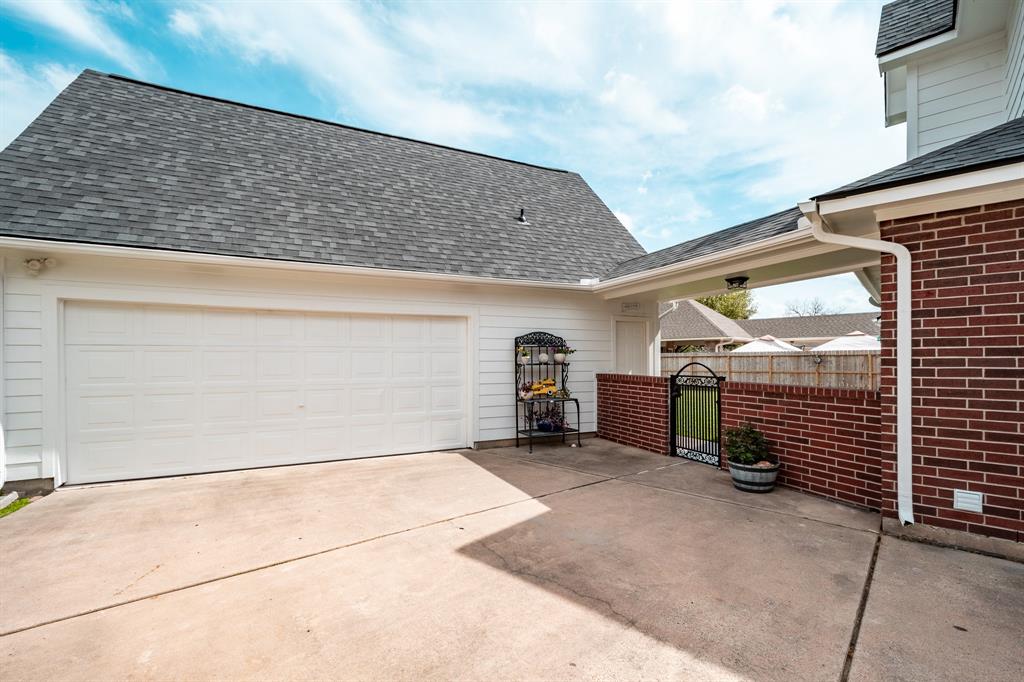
[725,275,749,290]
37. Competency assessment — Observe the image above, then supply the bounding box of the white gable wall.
[0,248,653,484]
[909,32,1009,157]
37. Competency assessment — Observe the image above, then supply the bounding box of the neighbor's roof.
[742,312,879,340]
[660,300,750,341]
[815,115,1024,200]
[604,207,803,279]
[875,0,957,57]
[0,70,645,283]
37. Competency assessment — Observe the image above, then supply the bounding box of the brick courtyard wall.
[596,373,670,454]
[879,199,1023,542]
[720,383,882,510]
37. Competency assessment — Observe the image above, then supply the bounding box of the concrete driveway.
[1,439,1021,680]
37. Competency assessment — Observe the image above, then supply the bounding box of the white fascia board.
[817,163,1024,220]
[877,28,960,72]
[0,236,591,292]
[593,227,818,293]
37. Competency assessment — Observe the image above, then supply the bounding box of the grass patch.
[0,497,30,518]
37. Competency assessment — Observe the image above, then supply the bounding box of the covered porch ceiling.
[595,226,880,304]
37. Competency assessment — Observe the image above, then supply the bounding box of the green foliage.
[724,423,774,465]
[0,497,30,519]
[697,290,757,320]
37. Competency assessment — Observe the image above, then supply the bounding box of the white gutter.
[798,201,914,525]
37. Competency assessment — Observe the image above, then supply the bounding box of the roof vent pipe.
[798,200,914,526]
[518,208,528,224]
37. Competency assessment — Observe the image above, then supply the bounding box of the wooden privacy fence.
[661,351,880,391]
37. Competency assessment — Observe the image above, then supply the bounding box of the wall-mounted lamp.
[23,257,57,277]
[725,275,749,290]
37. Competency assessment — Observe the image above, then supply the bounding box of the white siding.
[1005,0,1024,119]
[3,290,44,481]
[912,33,1009,156]
[0,250,647,482]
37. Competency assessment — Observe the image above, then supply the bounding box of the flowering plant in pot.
[724,424,778,493]
[553,345,575,363]
[516,345,531,364]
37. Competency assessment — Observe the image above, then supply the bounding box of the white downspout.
[798,201,914,525]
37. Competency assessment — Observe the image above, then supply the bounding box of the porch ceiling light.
[725,275,749,290]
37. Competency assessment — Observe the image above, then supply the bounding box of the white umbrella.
[812,331,881,351]
[732,335,801,353]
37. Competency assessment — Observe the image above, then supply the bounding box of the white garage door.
[64,302,468,484]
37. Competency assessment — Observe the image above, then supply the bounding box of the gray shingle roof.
[876,0,957,56]
[660,300,750,341]
[815,115,1024,201]
[0,70,645,283]
[604,207,802,279]
[742,312,880,340]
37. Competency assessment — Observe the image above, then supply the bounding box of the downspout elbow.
[799,201,915,525]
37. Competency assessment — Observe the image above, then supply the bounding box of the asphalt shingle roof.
[742,313,880,340]
[875,0,957,56]
[816,116,1024,200]
[603,207,803,279]
[660,300,750,341]
[0,70,646,283]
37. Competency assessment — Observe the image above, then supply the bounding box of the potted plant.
[553,345,575,363]
[517,346,531,364]
[724,423,779,493]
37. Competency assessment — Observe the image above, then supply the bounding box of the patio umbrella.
[731,335,801,353]
[812,331,881,351]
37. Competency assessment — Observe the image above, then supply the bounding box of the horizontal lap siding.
[721,383,882,510]
[915,34,1008,155]
[596,373,669,455]
[879,200,1024,542]
[3,290,44,480]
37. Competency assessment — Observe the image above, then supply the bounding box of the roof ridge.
[97,70,569,174]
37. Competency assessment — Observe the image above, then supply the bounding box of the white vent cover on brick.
[953,489,984,513]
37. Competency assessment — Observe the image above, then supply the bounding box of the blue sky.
[0,0,905,317]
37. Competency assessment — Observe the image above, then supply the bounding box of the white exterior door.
[614,320,648,375]
[63,302,468,484]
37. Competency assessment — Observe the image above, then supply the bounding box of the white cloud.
[5,0,148,75]
[169,9,200,38]
[718,84,783,122]
[0,53,77,149]
[613,210,636,234]
[599,70,688,136]
[168,2,509,145]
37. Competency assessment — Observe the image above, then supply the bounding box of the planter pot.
[538,353,550,363]
[553,352,566,363]
[728,461,780,493]
[518,355,531,364]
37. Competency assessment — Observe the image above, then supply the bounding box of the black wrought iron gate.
[670,362,725,466]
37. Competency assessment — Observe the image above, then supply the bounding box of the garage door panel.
[256,351,301,382]
[65,303,468,483]
[201,309,256,345]
[65,303,134,345]
[351,351,387,379]
[68,349,136,386]
[305,351,348,382]
[304,314,349,346]
[351,316,388,345]
[141,307,197,345]
[140,392,196,427]
[142,350,195,384]
[202,350,252,383]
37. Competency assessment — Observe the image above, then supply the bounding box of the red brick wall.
[721,383,882,510]
[596,373,670,454]
[879,199,1023,542]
